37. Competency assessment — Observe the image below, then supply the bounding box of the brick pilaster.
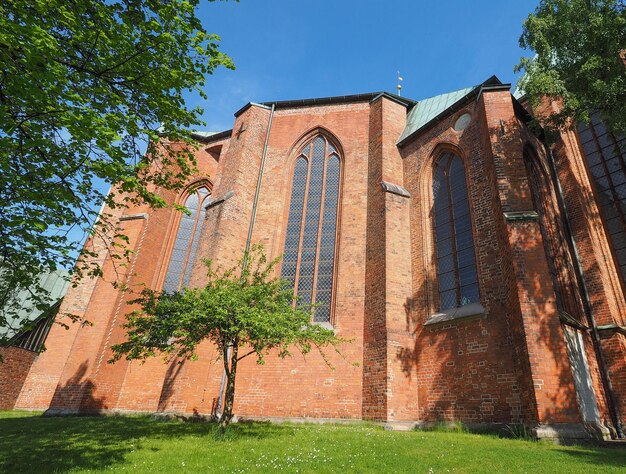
[364,96,416,422]
[480,90,580,424]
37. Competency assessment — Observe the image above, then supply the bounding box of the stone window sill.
[424,302,485,326]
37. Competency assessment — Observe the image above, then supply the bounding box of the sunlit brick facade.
[8,76,626,441]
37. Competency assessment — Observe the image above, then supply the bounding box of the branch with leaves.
[516,0,626,136]
[0,0,235,338]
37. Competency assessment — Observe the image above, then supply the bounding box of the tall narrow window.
[577,113,626,289]
[524,149,585,323]
[162,186,211,293]
[432,152,479,310]
[281,135,341,323]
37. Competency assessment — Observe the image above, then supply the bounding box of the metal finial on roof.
[397,71,403,96]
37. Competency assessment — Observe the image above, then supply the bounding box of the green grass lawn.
[0,411,624,473]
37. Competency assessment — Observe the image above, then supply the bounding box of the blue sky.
[194,0,540,132]
[64,1,541,256]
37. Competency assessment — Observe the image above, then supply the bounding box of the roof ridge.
[413,85,478,104]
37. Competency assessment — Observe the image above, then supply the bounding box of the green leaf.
[516,0,626,136]
[0,0,234,335]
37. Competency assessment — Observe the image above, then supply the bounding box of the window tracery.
[281,135,341,323]
[577,114,626,289]
[162,185,211,293]
[432,151,479,310]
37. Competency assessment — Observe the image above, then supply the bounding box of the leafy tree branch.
[0,0,234,340]
[516,0,626,135]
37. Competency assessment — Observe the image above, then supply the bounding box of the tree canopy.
[110,246,344,426]
[516,0,626,135]
[0,0,233,339]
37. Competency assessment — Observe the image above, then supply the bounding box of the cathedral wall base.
[532,422,612,443]
[43,406,612,443]
[387,420,613,443]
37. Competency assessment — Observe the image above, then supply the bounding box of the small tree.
[110,245,344,426]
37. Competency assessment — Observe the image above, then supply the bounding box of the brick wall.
[11,89,624,434]
[223,101,371,419]
[0,347,36,410]
[532,97,626,427]
[401,94,530,423]
[17,100,374,420]
[363,96,417,423]
[363,96,389,420]
[14,198,127,410]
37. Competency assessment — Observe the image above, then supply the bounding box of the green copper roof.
[0,270,70,342]
[397,76,507,145]
[397,85,477,144]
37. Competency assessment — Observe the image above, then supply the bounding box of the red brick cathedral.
[5,76,626,441]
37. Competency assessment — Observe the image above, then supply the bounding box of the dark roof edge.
[5,299,63,347]
[512,95,533,127]
[370,92,417,108]
[191,129,233,143]
[253,92,416,111]
[397,76,507,147]
[477,83,512,95]
[234,102,272,118]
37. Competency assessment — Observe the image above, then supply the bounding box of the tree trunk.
[220,342,238,427]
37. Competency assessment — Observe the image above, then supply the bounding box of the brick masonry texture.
[0,347,36,410]
[4,87,625,436]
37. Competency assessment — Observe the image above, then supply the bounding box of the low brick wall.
[0,347,37,410]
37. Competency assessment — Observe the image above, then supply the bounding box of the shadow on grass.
[2,413,625,472]
[415,421,534,440]
[414,422,626,468]
[553,444,626,469]
[0,413,282,473]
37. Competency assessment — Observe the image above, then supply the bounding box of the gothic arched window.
[162,186,211,293]
[281,135,341,323]
[577,114,626,290]
[432,152,479,310]
[524,148,584,323]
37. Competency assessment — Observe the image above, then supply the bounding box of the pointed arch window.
[577,114,626,290]
[281,135,341,323]
[432,152,479,310]
[524,148,585,323]
[162,186,211,293]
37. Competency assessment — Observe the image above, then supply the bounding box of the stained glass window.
[577,114,626,288]
[432,152,479,310]
[281,136,341,323]
[162,186,211,293]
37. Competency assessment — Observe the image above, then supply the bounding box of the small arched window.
[162,186,211,293]
[432,152,479,310]
[281,135,341,323]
